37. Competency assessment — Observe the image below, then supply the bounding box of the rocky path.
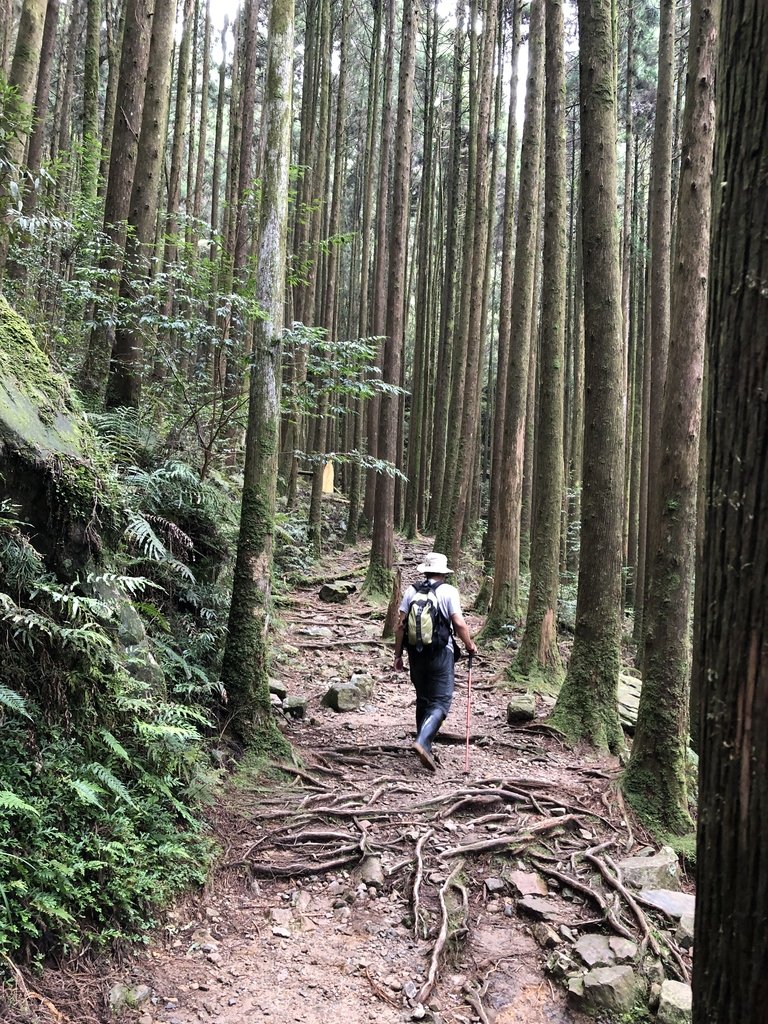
[14,542,695,1024]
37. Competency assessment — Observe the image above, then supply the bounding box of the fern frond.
[0,684,31,719]
[67,778,105,808]
[0,790,39,815]
[85,763,135,806]
[100,729,131,762]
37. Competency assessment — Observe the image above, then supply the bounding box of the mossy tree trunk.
[550,0,625,752]
[221,0,294,748]
[482,0,545,636]
[693,0,767,1015]
[624,0,718,835]
[516,0,566,682]
[6,0,47,167]
[80,0,101,203]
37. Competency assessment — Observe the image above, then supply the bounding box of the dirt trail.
[13,542,649,1024]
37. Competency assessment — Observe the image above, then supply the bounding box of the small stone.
[531,923,561,948]
[550,807,567,817]
[486,899,502,913]
[299,626,333,639]
[567,975,585,1001]
[283,696,308,719]
[126,985,152,1008]
[485,876,506,894]
[559,925,576,942]
[506,694,536,724]
[269,678,288,700]
[383,974,402,991]
[411,1005,427,1020]
[676,913,695,949]
[321,683,363,712]
[138,1016,152,1024]
[360,856,385,890]
[639,889,695,919]
[272,926,292,938]
[508,870,548,896]
[270,692,283,707]
[269,907,293,926]
[582,965,643,1013]
[205,907,221,922]
[108,985,129,1011]
[349,673,374,697]
[657,980,693,1024]
[617,847,680,890]
[404,981,418,1000]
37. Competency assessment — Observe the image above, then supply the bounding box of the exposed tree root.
[416,860,466,1005]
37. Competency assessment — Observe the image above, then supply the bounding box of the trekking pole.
[464,652,474,775]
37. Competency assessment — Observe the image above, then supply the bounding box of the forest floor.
[7,537,694,1024]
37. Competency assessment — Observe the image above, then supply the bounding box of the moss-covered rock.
[0,296,118,573]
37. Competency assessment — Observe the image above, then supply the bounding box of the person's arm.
[394,611,407,670]
[451,612,478,655]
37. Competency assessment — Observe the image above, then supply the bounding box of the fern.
[100,729,131,763]
[0,791,39,815]
[66,779,104,809]
[0,684,31,719]
[85,763,135,807]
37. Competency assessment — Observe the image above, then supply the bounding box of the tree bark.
[483,0,545,634]
[516,0,566,681]
[624,0,718,834]
[221,0,294,747]
[693,1,768,1016]
[550,0,625,752]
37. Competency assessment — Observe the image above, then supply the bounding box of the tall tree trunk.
[641,0,675,651]
[23,0,60,196]
[516,0,566,680]
[6,0,47,167]
[365,0,417,597]
[80,0,100,201]
[693,1,767,1016]
[345,0,382,545]
[483,0,545,634]
[624,0,718,834]
[98,0,125,193]
[481,0,520,590]
[221,0,294,747]
[79,0,154,406]
[105,0,176,409]
[444,0,498,569]
[550,0,625,752]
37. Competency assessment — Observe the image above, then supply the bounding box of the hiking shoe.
[412,741,437,772]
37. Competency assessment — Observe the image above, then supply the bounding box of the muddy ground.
[4,541,692,1024]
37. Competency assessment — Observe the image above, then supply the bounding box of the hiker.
[393,552,478,771]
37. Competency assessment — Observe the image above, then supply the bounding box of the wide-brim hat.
[417,552,453,575]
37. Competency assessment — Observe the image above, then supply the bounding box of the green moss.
[622,758,694,837]
[362,556,393,604]
[505,660,565,696]
[550,631,625,754]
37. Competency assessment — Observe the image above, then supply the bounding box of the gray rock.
[322,683,362,712]
[485,876,506,894]
[269,678,288,700]
[283,695,307,719]
[676,913,695,949]
[403,981,418,1001]
[349,673,374,698]
[506,694,536,724]
[517,896,559,921]
[299,625,334,639]
[270,692,283,708]
[509,870,548,896]
[126,985,152,1008]
[582,965,643,1013]
[574,934,615,968]
[531,923,561,948]
[639,888,695,919]
[567,975,585,1000]
[319,582,353,603]
[617,846,680,890]
[108,984,129,1011]
[657,980,692,1024]
[360,856,385,891]
[608,936,638,963]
